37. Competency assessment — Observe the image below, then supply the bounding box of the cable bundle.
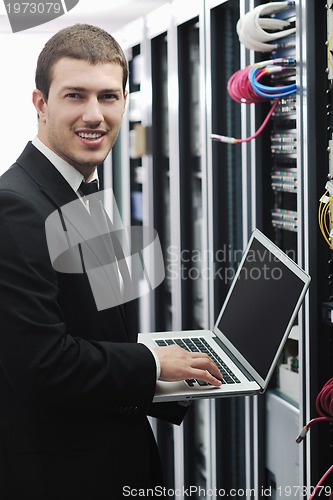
[248,64,296,99]
[211,58,296,144]
[316,378,333,419]
[236,1,296,52]
[296,378,333,499]
[318,182,333,250]
[227,67,268,104]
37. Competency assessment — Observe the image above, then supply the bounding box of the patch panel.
[271,132,297,156]
[271,208,298,232]
[272,96,296,118]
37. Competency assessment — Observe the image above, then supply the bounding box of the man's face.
[33,57,127,175]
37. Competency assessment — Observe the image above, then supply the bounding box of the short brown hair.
[35,24,128,99]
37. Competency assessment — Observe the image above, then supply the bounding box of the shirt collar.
[31,136,99,193]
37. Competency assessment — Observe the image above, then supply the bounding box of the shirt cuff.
[146,347,161,381]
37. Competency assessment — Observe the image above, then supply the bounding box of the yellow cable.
[318,191,333,250]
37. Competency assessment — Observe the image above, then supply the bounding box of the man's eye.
[101,94,118,100]
[66,93,81,99]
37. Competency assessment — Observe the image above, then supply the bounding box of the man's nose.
[82,98,103,124]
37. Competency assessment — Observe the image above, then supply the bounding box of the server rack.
[205,0,247,494]
[110,1,329,498]
[312,0,333,493]
[148,4,176,493]
[176,6,210,493]
[209,1,297,496]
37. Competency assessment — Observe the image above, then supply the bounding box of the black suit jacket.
[0,143,185,499]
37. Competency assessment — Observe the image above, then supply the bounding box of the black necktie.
[79,179,99,196]
[78,180,124,305]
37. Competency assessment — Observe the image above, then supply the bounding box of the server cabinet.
[216,1,324,498]
[205,0,319,498]
[151,29,172,333]
[176,9,209,494]
[148,5,176,493]
[310,0,333,492]
[155,1,216,495]
[111,1,326,498]
[205,0,247,494]
[112,18,154,332]
[212,1,306,498]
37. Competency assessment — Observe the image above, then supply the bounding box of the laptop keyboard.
[155,337,241,387]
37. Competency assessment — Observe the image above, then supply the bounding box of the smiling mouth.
[77,132,104,140]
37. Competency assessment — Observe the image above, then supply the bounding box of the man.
[0,24,221,499]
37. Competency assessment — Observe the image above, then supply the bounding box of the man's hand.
[154,345,222,387]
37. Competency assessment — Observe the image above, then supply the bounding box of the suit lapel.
[16,142,131,336]
[16,142,81,210]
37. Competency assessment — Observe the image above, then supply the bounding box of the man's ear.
[32,89,47,121]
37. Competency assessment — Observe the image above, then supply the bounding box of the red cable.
[227,66,267,104]
[210,66,279,144]
[212,63,296,144]
[316,378,333,418]
[308,465,333,500]
[300,379,333,499]
[234,98,279,144]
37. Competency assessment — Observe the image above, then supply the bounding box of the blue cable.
[249,67,296,92]
[248,66,296,99]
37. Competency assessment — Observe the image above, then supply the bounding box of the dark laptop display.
[216,237,305,380]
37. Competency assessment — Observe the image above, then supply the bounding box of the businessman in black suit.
[0,24,222,499]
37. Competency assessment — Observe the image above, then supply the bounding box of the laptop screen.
[216,233,308,381]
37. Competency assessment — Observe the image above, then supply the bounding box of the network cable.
[296,378,333,499]
[248,65,296,98]
[211,59,296,145]
[318,182,333,250]
[236,1,296,53]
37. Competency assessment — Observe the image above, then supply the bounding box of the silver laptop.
[139,229,310,402]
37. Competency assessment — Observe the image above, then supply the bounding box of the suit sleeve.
[0,189,157,412]
[148,402,189,425]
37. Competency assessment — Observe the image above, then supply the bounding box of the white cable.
[236,1,296,52]
[240,13,295,47]
[253,57,286,67]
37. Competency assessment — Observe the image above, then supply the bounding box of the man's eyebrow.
[99,89,123,94]
[61,86,86,93]
[60,86,122,93]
